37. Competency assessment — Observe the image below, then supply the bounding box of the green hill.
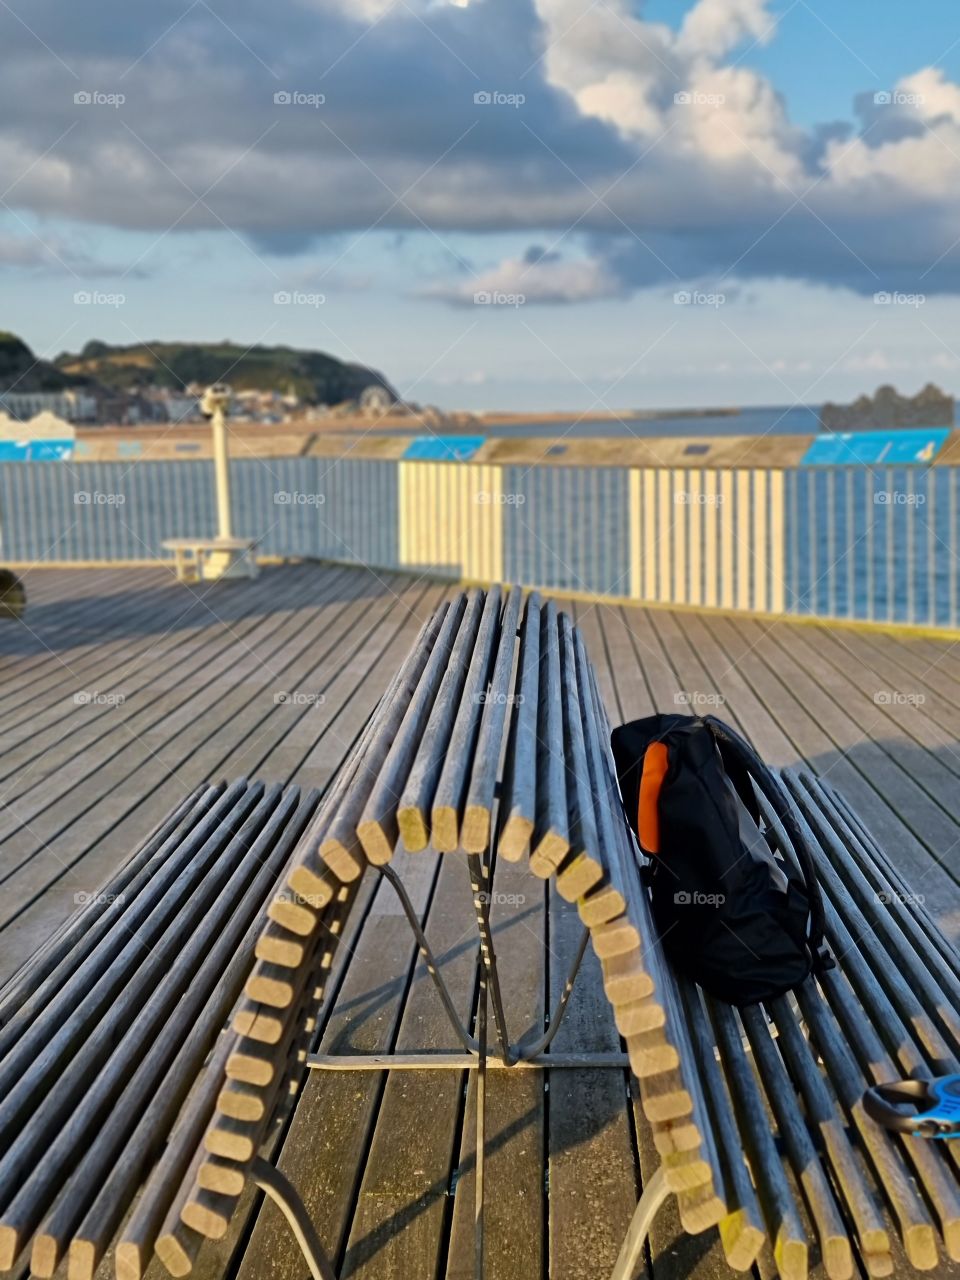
[0,332,74,392]
[52,339,397,406]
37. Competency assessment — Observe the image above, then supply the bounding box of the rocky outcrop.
[821,384,954,431]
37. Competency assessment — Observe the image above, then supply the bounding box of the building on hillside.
[0,389,97,423]
[164,395,201,423]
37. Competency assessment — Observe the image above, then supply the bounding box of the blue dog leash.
[863,1075,960,1139]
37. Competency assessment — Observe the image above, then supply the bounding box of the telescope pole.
[211,402,233,540]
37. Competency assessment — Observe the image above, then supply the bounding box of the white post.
[211,402,232,541]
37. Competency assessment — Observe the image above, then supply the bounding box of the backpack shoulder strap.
[703,716,834,973]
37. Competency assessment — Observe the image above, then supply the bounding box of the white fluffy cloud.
[2,0,960,298]
[425,248,625,305]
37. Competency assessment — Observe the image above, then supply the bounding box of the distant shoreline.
[477,406,741,425]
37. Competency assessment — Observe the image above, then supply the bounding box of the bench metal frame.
[254,851,667,1280]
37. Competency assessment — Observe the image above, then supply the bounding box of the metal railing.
[0,457,956,630]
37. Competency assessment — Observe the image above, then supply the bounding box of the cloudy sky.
[3,0,960,410]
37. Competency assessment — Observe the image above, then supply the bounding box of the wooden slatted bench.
[0,584,958,1280]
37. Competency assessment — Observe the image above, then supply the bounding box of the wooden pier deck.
[0,564,958,1280]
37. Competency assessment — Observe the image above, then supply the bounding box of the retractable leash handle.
[863,1075,960,1138]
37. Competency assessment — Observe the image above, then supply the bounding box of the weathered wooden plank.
[493,591,540,861]
[0,565,392,965]
[766,994,891,1270]
[194,569,425,800]
[445,855,546,1280]
[235,850,441,1277]
[707,999,808,1280]
[0,785,291,1270]
[0,568,191,716]
[397,590,487,851]
[675,978,765,1271]
[0,782,212,1022]
[0,566,329,859]
[339,854,478,1279]
[545,877,638,1280]
[357,595,469,863]
[0,779,258,1087]
[699,610,958,928]
[553,614,603,901]
[0,565,326,784]
[36,790,319,1277]
[794,982,944,1271]
[431,586,508,852]
[528,600,569,874]
[740,1004,852,1280]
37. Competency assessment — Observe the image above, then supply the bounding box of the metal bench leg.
[609,1167,670,1280]
[252,1156,337,1280]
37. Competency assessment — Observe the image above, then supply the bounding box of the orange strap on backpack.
[637,740,669,854]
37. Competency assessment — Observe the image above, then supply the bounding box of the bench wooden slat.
[741,1003,854,1280]
[3,582,960,1280]
[189,875,367,1241]
[529,599,570,874]
[794,982,943,1271]
[0,782,211,1025]
[397,590,487,852]
[430,584,506,851]
[760,784,960,1265]
[356,594,469,864]
[0,778,251,1070]
[796,773,960,1027]
[652,964,725,1224]
[493,590,540,860]
[828,785,960,972]
[820,959,960,1259]
[676,978,765,1270]
[460,586,524,854]
[2,785,301,1276]
[708,998,809,1280]
[781,772,960,1073]
[317,601,452,879]
[0,782,271,1269]
[111,1028,236,1280]
[572,633,627,928]
[767,994,891,1261]
[553,613,604,901]
[154,1140,208,1278]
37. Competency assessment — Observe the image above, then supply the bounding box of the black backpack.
[610,713,833,1006]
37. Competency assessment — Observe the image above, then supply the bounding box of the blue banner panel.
[28,440,74,460]
[801,428,950,466]
[402,436,485,462]
[0,440,74,461]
